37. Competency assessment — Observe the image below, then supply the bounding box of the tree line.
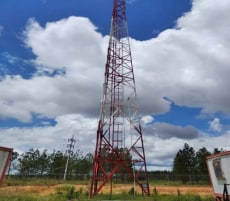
[9,149,93,179]
[9,143,223,183]
[172,143,223,184]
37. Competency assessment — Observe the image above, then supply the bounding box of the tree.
[36,149,50,176]
[17,149,41,176]
[8,151,19,175]
[106,147,133,182]
[195,147,211,175]
[17,149,51,177]
[76,153,93,174]
[72,152,93,180]
[173,143,196,184]
[16,148,93,179]
[213,148,223,154]
[49,150,66,178]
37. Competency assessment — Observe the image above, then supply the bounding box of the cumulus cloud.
[0,17,106,122]
[0,114,98,154]
[209,118,222,132]
[2,0,230,122]
[144,131,230,170]
[144,122,199,139]
[0,74,102,122]
[1,52,19,64]
[0,115,229,170]
[132,0,230,116]
[1,0,230,169]
[23,17,105,74]
[141,115,154,125]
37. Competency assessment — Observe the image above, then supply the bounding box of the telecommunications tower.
[89,0,150,198]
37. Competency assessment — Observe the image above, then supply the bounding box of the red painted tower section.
[89,0,150,198]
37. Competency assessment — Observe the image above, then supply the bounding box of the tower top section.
[111,0,128,40]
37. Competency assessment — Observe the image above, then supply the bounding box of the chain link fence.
[6,173,211,186]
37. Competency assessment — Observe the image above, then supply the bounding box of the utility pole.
[64,135,76,181]
[89,0,150,198]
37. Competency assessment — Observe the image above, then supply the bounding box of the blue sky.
[0,0,230,170]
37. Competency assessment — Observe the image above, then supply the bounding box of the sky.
[0,0,230,171]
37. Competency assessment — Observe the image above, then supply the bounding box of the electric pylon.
[89,0,150,198]
[64,135,76,180]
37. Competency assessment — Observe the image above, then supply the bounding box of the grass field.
[0,178,215,201]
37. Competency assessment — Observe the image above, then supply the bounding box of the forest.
[8,143,223,184]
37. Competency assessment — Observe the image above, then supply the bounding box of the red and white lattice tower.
[89,0,150,198]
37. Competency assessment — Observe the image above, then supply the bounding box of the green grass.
[0,183,214,201]
[148,179,210,186]
[1,177,214,201]
[151,194,214,201]
[0,190,215,201]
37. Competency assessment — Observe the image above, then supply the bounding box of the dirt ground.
[0,184,213,196]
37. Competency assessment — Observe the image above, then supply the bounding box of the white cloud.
[141,115,154,124]
[1,114,230,170]
[2,0,229,121]
[144,130,230,170]
[1,52,21,64]
[0,17,107,122]
[209,118,222,132]
[144,122,199,139]
[0,114,97,154]
[131,0,230,115]
[0,74,103,122]
[1,0,230,169]
[23,17,105,74]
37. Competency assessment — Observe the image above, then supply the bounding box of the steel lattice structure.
[89,0,150,198]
